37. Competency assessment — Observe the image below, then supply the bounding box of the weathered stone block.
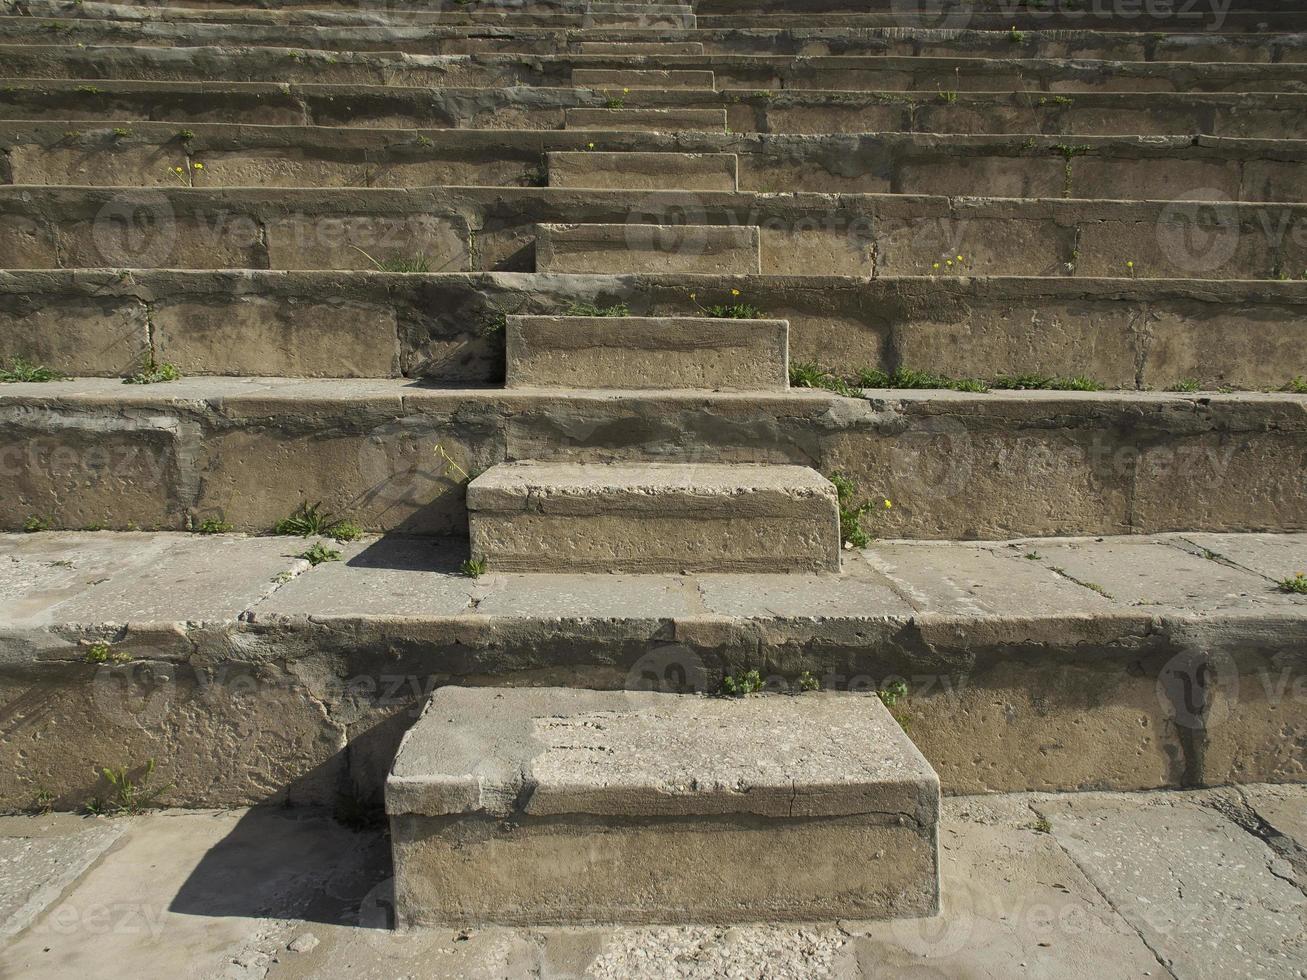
[535,222,761,274]
[388,687,939,925]
[547,151,737,191]
[505,315,788,390]
[466,460,840,572]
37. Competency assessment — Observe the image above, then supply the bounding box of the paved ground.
[1,786,1304,979]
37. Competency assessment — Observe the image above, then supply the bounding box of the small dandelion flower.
[622,88,629,94]
[730,288,741,296]
[1126,261,1134,268]
[956,254,964,262]
[172,166,184,174]
[587,142,595,149]
[883,499,893,509]
[689,292,696,300]
[946,260,954,267]
[192,162,204,170]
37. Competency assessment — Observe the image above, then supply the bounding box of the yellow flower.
[932,262,940,270]
[689,292,696,300]
[730,288,740,296]
[587,142,595,149]
[192,162,204,170]
[1126,261,1134,268]
[622,88,629,94]
[945,260,954,267]
[172,166,184,174]
[956,254,963,261]
[883,499,893,509]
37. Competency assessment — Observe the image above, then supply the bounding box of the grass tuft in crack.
[275,502,362,542]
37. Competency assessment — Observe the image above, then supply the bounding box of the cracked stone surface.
[387,687,936,820]
[1033,790,1307,980]
[2,787,1304,979]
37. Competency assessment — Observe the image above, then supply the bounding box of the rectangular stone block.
[466,461,840,572]
[388,686,939,926]
[571,69,716,90]
[547,151,737,191]
[535,222,761,274]
[505,315,788,391]
[577,42,705,55]
[564,107,728,132]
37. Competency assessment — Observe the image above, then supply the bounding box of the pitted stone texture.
[535,223,761,274]
[547,151,738,191]
[564,107,728,131]
[505,315,788,390]
[0,814,125,941]
[577,42,706,55]
[388,687,937,820]
[1035,792,1307,980]
[466,461,840,573]
[571,68,716,90]
[1023,536,1301,609]
[388,687,939,926]
[0,532,307,627]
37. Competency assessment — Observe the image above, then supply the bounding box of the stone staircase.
[2,0,1306,930]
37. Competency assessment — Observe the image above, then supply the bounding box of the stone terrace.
[0,0,1305,941]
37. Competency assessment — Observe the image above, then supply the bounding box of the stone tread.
[388,687,938,820]
[1,530,1302,631]
[466,460,835,512]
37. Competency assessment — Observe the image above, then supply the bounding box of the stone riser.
[1,377,1304,538]
[4,46,1306,93]
[6,124,1306,203]
[5,185,1306,281]
[4,270,1305,388]
[10,0,1300,32]
[467,462,841,574]
[0,531,1303,811]
[505,315,790,390]
[1,19,1304,62]
[3,82,1303,139]
[388,688,938,925]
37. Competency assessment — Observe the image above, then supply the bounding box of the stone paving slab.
[0,813,124,942]
[1033,790,1307,980]
[3,531,1304,631]
[0,533,308,629]
[3,787,1304,978]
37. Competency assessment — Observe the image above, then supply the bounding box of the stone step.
[387,686,940,925]
[0,17,1300,62]
[534,223,762,275]
[466,461,841,573]
[9,184,1307,281]
[505,314,789,390]
[18,0,1300,32]
[571,68,717,90]
[8,122,1305,202]
[576,41,706,55]
[2,528,1305,810]
[3,80,1303,139]
[1,375,1304,539]
[564,107,729,131]
[7,44,1307,93]
[695,12,1304,33]
[4,269,1305,390]
[546,151,739,192]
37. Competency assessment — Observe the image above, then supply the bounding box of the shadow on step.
[347,534,469,573]
[168,805,394,928]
